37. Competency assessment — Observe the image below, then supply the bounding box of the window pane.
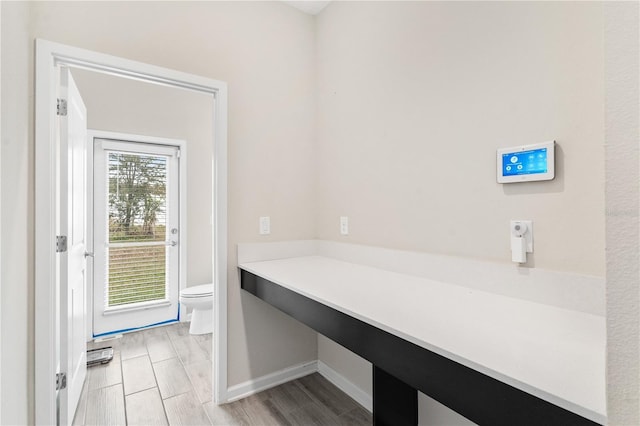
[108,152,167,243]
[107,245,167,307]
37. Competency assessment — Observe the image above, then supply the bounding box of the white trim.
[102,300,172,315]
[213,75,229,405]
[86,132,95,341]
[0,3,3,419]
[0,2,3,423]
[223,359,372,413]
[35,39,58,426]
[226,361,318,403]
[35,39,228,425]
[317,361,372,412]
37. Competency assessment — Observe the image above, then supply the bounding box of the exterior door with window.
[93,139,180,336]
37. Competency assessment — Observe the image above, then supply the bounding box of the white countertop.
[239,255,606,424]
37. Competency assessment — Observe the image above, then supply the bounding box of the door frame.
[35,39,228,425]
[87,131,188,339]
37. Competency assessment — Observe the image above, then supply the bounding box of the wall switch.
[259,216,270,235]
[340,216,349,235]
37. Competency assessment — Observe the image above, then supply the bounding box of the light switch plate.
[340,216,349,235]
[259,216,270,235]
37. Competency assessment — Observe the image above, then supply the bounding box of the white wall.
[604,2,640,425]
[71,68,214,287]
[1,2,318,423]
[316,1,604,275]
[315,2,606,425]
[1,2,33,424]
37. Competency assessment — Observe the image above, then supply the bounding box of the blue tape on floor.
[93,313,180,339]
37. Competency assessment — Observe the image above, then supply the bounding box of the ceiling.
[282,1,331,15]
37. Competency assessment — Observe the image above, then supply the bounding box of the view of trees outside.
[107,152,168,306]
[109,153,167,242]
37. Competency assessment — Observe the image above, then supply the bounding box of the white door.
[93,139,181,337]
[58,67,88,425]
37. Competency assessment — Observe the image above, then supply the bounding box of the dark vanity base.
[373,366,417,426]
[240,269,601,426]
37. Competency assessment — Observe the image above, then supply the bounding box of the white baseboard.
[224,359,372,413]
[317,360,372,412]
[226,360,318,402]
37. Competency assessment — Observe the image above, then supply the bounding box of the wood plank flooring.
[74,323,372,425]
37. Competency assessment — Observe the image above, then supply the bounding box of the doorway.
[35,40,229,425]
[92,136,185,337]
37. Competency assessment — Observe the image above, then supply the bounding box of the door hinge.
[57,98,67,116]
[56,235,68,253]
[56,373,67,391]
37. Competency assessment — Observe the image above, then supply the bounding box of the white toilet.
[179,283,214,335]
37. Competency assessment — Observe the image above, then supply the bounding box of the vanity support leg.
[373,365,418,426]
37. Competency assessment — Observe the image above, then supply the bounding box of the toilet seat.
[180,283,213,298]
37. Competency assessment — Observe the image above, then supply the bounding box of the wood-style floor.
[74,322,372,425]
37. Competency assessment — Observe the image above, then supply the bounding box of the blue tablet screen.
[502,148,547,176]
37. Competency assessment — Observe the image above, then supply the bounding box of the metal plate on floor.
[87,346,114,367]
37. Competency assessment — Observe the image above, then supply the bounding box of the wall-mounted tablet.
[497,141,555,183]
